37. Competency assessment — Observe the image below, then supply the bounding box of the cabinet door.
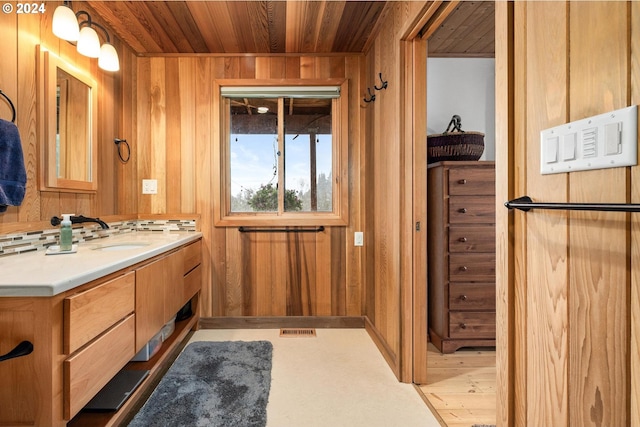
[163,250,184,320]
[135,258,166,351]
[135,250,185,351]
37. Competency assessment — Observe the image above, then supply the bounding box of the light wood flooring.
[416,343,496,427]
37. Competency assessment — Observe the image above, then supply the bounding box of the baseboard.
[364,316,400,379]
[199,316,365,329]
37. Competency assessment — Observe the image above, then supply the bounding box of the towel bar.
[238,226,325,233]
[505,196,640,213]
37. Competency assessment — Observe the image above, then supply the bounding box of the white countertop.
[0,231,202,297]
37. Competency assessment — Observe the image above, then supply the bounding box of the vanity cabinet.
[135,240,201,351]
[0,237,202,427]
[427,161,496,353]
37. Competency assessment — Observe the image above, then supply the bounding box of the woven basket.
[427,131,485,163]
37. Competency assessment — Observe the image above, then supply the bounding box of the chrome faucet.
[50,215,109,230]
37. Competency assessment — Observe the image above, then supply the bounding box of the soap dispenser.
[59,214,74,251]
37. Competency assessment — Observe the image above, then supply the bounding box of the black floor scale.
[83,369,150,412]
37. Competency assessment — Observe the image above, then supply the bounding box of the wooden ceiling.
[85,1,388,54]
[427,1,495,58]
[84,1,494,57]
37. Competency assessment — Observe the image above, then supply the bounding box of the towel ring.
[0,90,17,123]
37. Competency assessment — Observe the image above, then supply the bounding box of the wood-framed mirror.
[38,45,98,192]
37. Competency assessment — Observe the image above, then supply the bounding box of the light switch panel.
[540,105,637,174]
[142,179,158,194]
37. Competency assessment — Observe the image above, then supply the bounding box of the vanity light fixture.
[52,2,120,72]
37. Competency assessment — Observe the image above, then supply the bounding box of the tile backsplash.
[0,219,197,257]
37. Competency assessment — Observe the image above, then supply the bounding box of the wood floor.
[416,343,496,427]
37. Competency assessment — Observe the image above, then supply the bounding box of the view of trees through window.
[228,95,333,214]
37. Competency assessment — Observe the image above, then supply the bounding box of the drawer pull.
[458,179,467,185]
[459,266,468,272]
[459,323,467,329]
[458,237,468,242]
[458,295,468,301]
[458,208,467,214]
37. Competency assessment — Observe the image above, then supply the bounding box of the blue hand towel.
[0,118,27,212]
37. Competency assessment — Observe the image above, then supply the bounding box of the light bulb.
[99,43,120,72]
[77,26,100,58]
[52,5,79,41]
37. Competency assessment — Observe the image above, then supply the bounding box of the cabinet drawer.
[449,226,495,253]
[449,253,495,281]
[64,314,136,419]
[64,272,135,354]
[449,197,495,224]
[183,239,202,274]
[184,264,201,302]
[448,168,495,196]
[449,283,496,310]
[449,311,495,338]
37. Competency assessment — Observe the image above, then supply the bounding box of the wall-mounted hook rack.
[363,88,376,103]
[374,73,388,91]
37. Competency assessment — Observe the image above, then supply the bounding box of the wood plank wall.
[363,1,431,381]
[0,1,135,228]
[133,54,366,322]
[496,2,639,426]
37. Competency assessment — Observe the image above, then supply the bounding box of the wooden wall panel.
[524,3,569,426]
[134,54,365,320]
[502,2,637,426]
[631,4,640,427]
[0,1,135,229]
[568,4,629,426]
[361,1,431,380]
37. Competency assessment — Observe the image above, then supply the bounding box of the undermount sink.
[92,242,150,251]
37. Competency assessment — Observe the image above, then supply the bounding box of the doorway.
[413,2,497,426]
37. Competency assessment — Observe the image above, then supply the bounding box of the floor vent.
[279,328,317,337]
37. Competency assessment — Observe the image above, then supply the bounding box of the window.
[214,80,349,226]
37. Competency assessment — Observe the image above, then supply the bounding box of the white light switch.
[354,232,364,247]
[545,136,558,163]
[540,105,637,174]
[604,122,622,155]
[563,133,577,160]
[142,179,158,194]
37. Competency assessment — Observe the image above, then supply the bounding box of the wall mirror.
[38,46,97,192]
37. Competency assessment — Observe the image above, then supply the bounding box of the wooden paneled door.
[496,2,639,427]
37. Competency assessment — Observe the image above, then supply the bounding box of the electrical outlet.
[354,231,364,247]
[142,179,158,194]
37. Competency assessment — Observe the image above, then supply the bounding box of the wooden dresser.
[427,161,496,353]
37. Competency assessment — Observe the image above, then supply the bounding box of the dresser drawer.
[449,283,496,310]
[64,314,136,419]
[449,253,495,281]
[448,167,495,196]
[64,272,135,354]
[449,197,495,224]
[449,311,495,338]
[449,226,495,253]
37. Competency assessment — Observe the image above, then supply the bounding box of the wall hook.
[374,73,388,91]
[363,87,376,103]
